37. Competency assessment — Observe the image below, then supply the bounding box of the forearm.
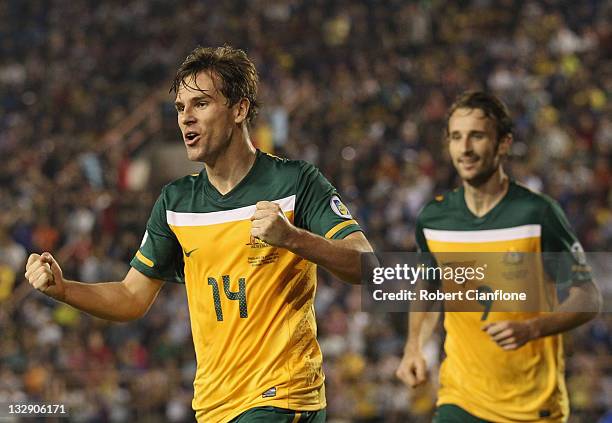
[62,279,148,322]
[528,312,597,340]
[406,311,440,351]
[27,254,163,322]
[284,228,372,284]
[529,283,601,339]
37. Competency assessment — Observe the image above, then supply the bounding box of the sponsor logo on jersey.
[330,195,352,219]
[184,248,198,257]
[262,387,277,398]
[246,235,271,249]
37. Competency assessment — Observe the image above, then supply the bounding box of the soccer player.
[25,46,373,423]
[395,91,601,422]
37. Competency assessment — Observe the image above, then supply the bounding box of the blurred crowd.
[1,0,611,422]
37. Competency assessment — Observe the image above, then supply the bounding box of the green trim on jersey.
[131,150,362,283]
[229,407,326,423]
[416,181,590,285]
[418,180,584,422]
[433,404,490,423]
[417,181,582,253]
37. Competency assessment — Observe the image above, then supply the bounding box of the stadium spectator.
[1,1,610,421]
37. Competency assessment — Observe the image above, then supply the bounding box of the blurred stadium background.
[0,0,610,422]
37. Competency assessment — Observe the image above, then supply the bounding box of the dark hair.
[171,45,259,123]
[446,91,513,140]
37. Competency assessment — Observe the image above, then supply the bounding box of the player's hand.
[482,320,536,351]
[396,348,428,387]
[24,252,66,301]
[250,201,296,248]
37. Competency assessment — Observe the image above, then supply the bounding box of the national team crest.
[503,249,523,265]
[330,195,352,219]
[246,235,271,249]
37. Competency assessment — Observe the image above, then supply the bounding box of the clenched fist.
[24,252,65,301]
[250,201,296,248]
[396,349,429,388]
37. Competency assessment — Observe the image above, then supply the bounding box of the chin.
[184,146,205,161]
[458,170,478,182]
[186,152,205,162]
[464,177,485,187]
[464,170,496,187]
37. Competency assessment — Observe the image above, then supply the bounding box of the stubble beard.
[460,156,500,188]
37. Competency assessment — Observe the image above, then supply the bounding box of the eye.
[175,105,184,113]
[196,101,208,108]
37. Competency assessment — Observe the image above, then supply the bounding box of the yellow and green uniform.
[417,181,588,422]
[130,150,361,423]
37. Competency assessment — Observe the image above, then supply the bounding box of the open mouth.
[185,132,200,144]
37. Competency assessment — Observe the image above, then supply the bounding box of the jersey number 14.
[207,275,248,321]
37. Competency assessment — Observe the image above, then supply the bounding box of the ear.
[234,98,250,124]
[497,133,513,157]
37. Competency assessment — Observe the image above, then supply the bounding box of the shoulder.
[164,172,200,193]
[418,188,461,224]
[259,151,313,173]
[254,152,316,196]
[159,172,201,207]
[510,181,560,214]
[258,152,329,189]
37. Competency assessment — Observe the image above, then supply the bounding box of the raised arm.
[25,252,163,322]
[250,201,373,284]
[280,229,372,284]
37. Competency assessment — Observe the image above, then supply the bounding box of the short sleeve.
[541,199,591,285]
[294,162,362,240]
[414,214,440,287]
[130,189,185,284]
[415,217,430,253]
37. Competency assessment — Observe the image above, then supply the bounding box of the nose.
[181,107,196,126]
[459,136,473,154]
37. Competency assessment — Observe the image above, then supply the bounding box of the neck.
[463,167,509,217]
[205,124,257,195]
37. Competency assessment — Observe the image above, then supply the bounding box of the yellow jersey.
[417,181,588,422]
[131,150,361,422]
